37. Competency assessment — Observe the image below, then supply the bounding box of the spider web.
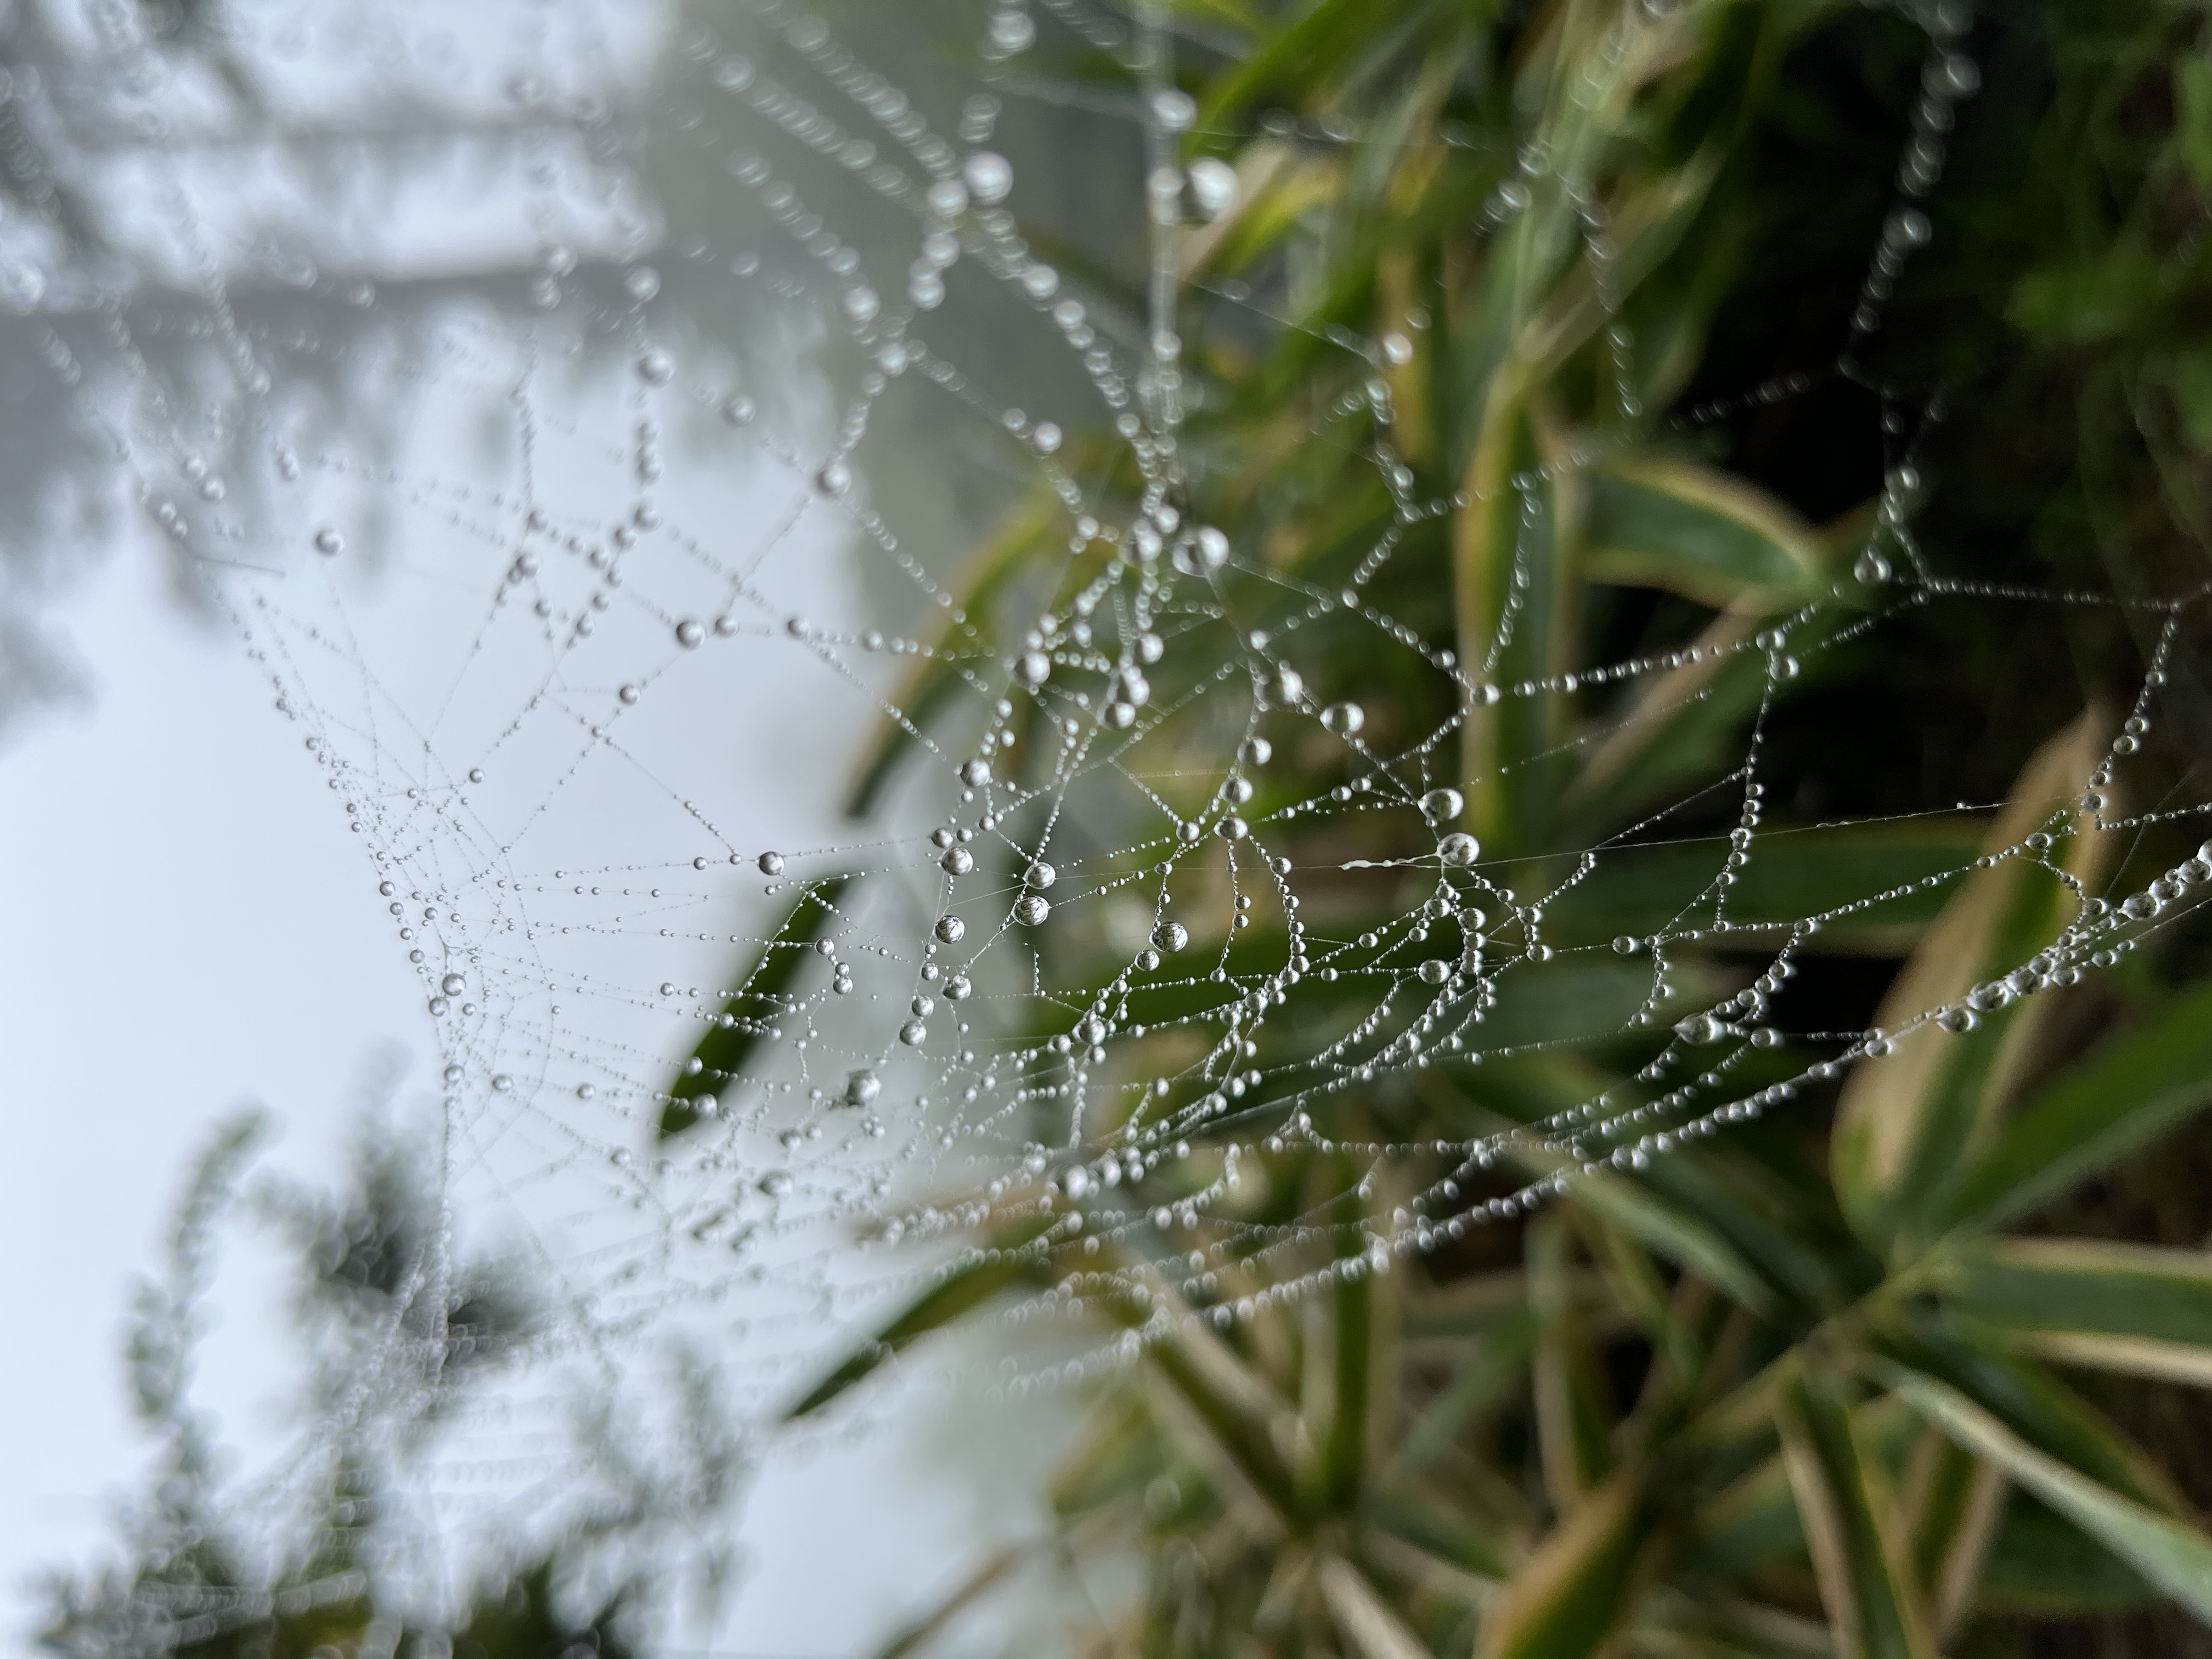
[25,0,2212,1634]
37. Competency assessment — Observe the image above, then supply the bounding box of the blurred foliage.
[35,1114,656,1659]
[766,0,2212,1655]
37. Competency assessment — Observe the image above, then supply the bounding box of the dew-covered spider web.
[24,0,2212,1623]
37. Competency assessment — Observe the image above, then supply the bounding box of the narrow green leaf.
[1940,977,2212,1235]
[1832,710,2111,1252]
[1474,1466,1651,1659]
[1528,1211,1615,1511]
[659,876,849,1139]
[843,496,1059,818]
[1319,1555,1434,1659]
[1980,1495,2157,1615]
[1774,1374,1936,1659]
[1933,1237,2212,1388]
[1541,816,1985,956]
[1565,1170,1778,1320]
[1888,1365,2212,1623]
[1453,382,1574,859]
[1579,456,1822,608]
[783,1221,1053,1419]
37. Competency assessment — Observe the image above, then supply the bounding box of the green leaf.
[1319,1555,1434,1659]
[1542,816,1985,956]
[1454,385,1576,859]
[1324,1216,1385,1512]
[1933,1237,2212,1389]
[1881,1314,2187,1516]
[2180,57,2212,192]
[1939,977,2212,1236]
[1528,1211,1616,1511]
[1831,710,2112,1253]
[1474,1466,1652,1659]
[782,1221,1053,1420]
[843,495,1060,818]
[1773,1374,1937,1659]
[1579,456,1822,608]
[1565,1170,1778,1320]
[659,876,848,1139]
[1390,1307,1539,1481]
[1980,1496,2158,1615]
[2010,245,2180,343]
[1887,1365,2212,1623]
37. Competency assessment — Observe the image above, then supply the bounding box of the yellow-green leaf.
[1774,1374,1936,1659]
[1933,1237,2212,1389]
[1580,456,1823,609]
[1939,977,2212,1237]
[1888,1365,2212,1623]
[1475,1466,1651,1659]
[1831,709,2111,1253]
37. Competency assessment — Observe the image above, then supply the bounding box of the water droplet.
[1271,664,1304,707]
[623,266,661,301]
[441,973,466,996]
[576,1082,597,1101]
[1418,958,1451,985]
[1612,935,1641,955]
[1025,861,1056,889]
[618,684,640,705]
[1015,894,1051,925]
[934,915,966,943]
[1422,787,1464,823]
[757,851,784,876]
[637,349,674,385]
[1854,548,1892,585]
[815,460,851,497]
[942,846,975,875]
[842,285,881,323]
[986,7,1035,53]
[675,618,706,648]
[1321,702,1364,737]
[1153,921,1188,952]
[490,1074,514,1093]
[1676,1013,1724,1044]
[1016,650,1051,686]
[845,1068,882,1107]
[963,150,1013,204]
[899,1019,929,1046]
[1188,156,1239,217]
[960,758,992,787]
[1150,88,1197,133]
[1239,736,1273,767]
[722,393,756,426]
[926,177,968,218]
[1439,832,1480,867]
[758,1170,793,1197]
[314,527,344,556]
[1939,1005,1978,1034]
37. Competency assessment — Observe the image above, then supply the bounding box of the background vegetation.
[792,1,2212,1656]
[40,1,2212,1657]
